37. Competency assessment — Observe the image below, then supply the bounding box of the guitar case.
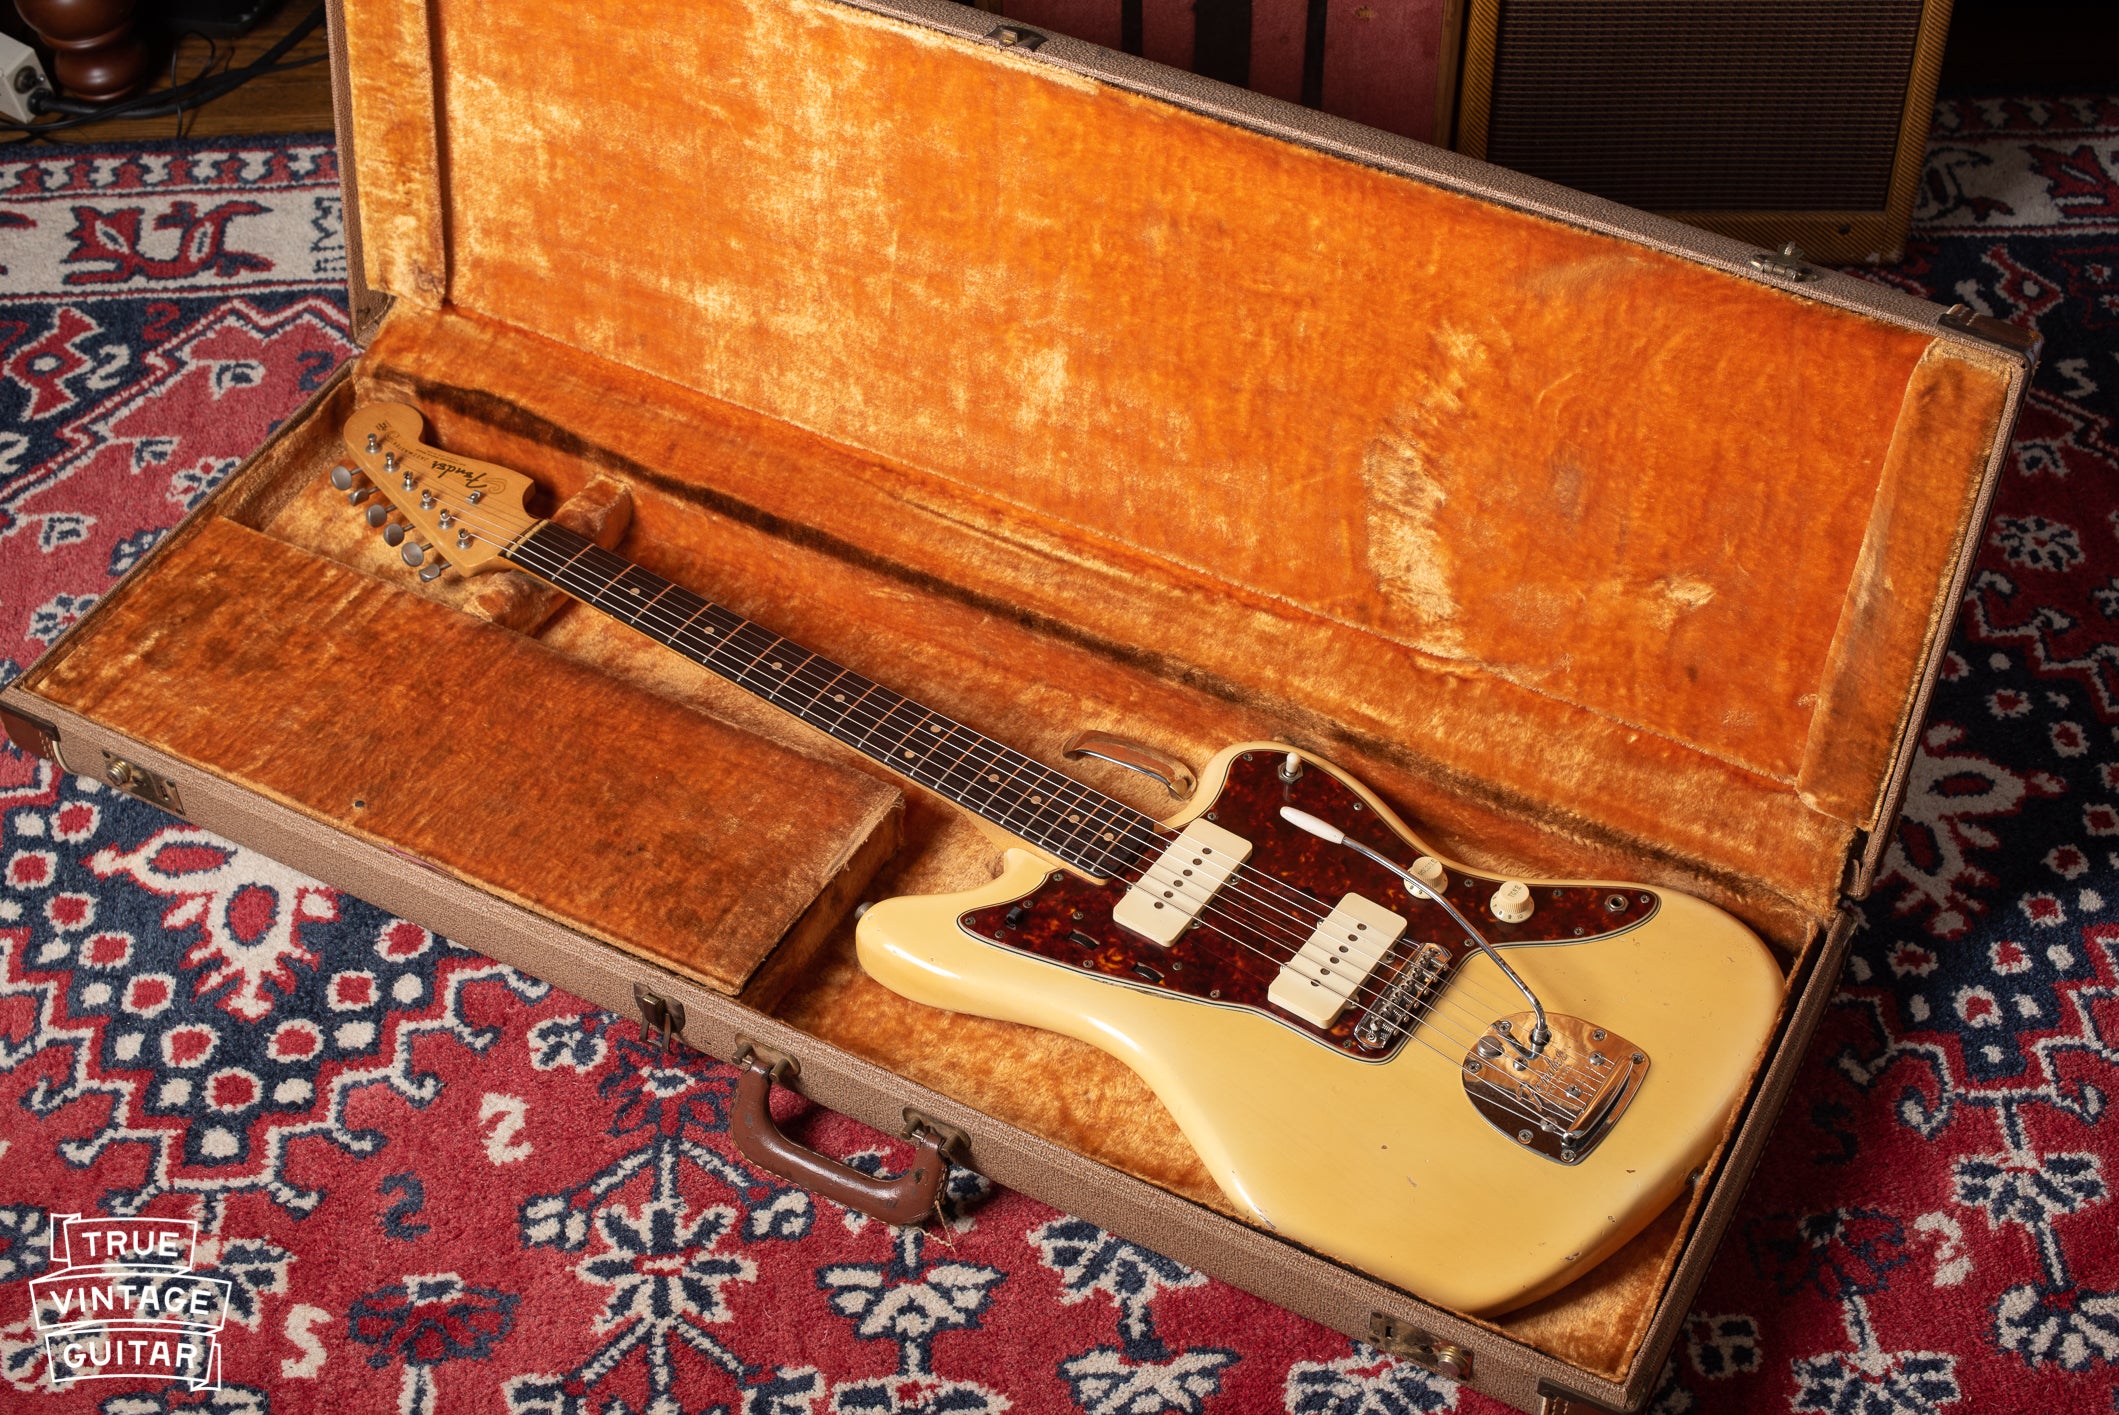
[0,0,2034,1407]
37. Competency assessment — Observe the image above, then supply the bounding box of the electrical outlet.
[0,34,51,125]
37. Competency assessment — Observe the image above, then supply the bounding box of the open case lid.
[333,0,2032,936]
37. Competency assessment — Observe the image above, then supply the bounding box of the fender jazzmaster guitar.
[333,403,1784,1316]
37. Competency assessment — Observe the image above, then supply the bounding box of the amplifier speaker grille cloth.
[1482,0,1927,213]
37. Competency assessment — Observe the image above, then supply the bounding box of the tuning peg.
[329,464,368,491]
[347,487,375,507]
[418,559,449,582]
[365,502,391,528]
[401,539,429,567]
[382,521,408,547]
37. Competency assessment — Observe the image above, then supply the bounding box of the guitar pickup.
[1268,893,1408,1027]
[1111,819,1252,945]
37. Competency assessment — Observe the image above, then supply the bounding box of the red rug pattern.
[1,98,2118,1414]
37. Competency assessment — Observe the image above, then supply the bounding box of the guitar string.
[397,501,1612,1109]
[375,495,1614,1107]
[392,491,1598,982]
[400,502,1614,1108]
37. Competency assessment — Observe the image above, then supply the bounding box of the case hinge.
[983,22,1047,50]
[0,704,64,769]
[1536,1379,1621,1414]
[101,750,182,815]
[632,982,687,1054]
[1367,1313,1472,1381]
[1840,826,1871,898]
[1939,303,2042,357]
[1747,242,1817,282]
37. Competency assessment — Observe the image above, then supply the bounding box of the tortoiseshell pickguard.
[958,751,1658,1059]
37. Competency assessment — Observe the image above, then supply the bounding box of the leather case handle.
[729,1051,950,1225]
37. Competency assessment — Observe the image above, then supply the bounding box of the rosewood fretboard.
[506,520,1157,878]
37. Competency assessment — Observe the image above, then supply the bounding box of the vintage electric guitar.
[334,403,1784,1316]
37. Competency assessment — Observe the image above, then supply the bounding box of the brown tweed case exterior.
[0,0,2033,1408]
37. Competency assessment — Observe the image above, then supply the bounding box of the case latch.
[101,750,182,815]
[1367,1313,1472,1381]
[632,982,687,1054]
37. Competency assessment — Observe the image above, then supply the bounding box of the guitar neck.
[506,520,1157,878]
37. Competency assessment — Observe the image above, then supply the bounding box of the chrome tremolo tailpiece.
[1463,1014,1648,1165]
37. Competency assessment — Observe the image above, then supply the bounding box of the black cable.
[3,4,325,135]
[167,30,223,139]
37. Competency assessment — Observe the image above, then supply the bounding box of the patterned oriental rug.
[1,100,2117,1414]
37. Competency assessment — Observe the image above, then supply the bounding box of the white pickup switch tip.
[1411,856,1447,893]
[1491,880,1534,923]
[1279,807,1345,846]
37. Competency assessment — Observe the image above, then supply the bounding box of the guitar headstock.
[332,403,538,582]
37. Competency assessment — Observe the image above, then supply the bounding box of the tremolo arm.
[1280,808,1552,1050]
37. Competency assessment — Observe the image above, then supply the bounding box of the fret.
[507,520,1159,877]
[1023,766,1107,862]
[602,565,671,631]
[924,723,996,805]
[809,671,884,744]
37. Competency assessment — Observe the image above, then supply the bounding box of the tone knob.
[1411,856,1447,893]
[1491,880,1534,923]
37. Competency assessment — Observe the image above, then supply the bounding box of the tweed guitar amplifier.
[1455,0,1955,264]
[0,0,2036,1407]
[980,0,1466,143]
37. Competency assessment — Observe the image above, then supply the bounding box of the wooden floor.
[3,0,333,146]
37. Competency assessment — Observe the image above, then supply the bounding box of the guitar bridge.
[1461,1014,1647,1164]
[1353,942,1451,1049]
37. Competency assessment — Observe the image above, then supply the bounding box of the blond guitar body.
[857,744,1785,1316]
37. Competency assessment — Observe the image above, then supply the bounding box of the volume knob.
[1491,880,1534,923]
[1410,856,1448,894]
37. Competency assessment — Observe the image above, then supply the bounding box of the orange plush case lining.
[31,0,2020,1386]
[345,0,2014,929]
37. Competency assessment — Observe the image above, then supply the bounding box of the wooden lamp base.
[15,0,150,102]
